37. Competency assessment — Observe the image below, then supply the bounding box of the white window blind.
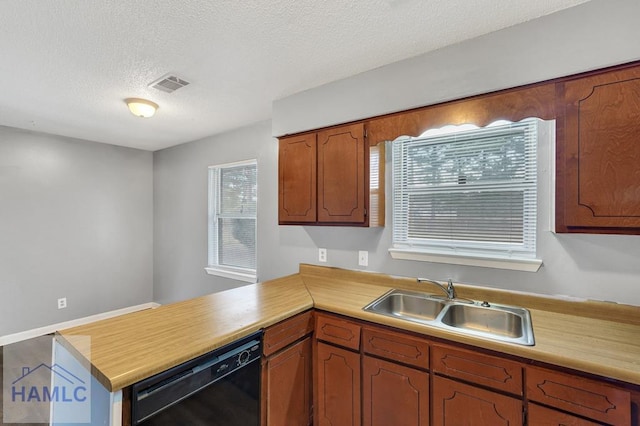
[207,160,257,282]
[392,119,539,261]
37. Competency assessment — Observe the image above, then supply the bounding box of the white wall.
[0,126,153,336]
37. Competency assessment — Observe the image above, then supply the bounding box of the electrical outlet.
[358,250,369,267]
[318,248,327,263]
[57,297,67,309]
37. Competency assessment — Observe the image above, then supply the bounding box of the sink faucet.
[417,278,456,300]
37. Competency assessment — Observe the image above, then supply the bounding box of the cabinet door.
[527,403,600,426]
[362,355,429,426]
[558,65,640,231]
[432,376,522,425]
[317,123,367,223]
[263,337,312,426]
[279,133,317,223]
[526,366,630,425]
[315,342,361,426]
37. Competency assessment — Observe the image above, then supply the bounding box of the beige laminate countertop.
[56,274,313,391]
[57,264,640,392]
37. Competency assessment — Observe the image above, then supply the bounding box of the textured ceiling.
[0,0,590,151]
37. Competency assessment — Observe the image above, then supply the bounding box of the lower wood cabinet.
[266,310,638,426]
[527,403,600,426]
[362,355,429,426]
[526,365,631,425]
[262,337,312,426]
[262,311,313,426]
[432,375,522,425]
[315,341,361,426]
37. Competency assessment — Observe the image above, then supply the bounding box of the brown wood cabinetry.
[556,64,640,232]
[526,365,631,425]
[263,338,312,426]
[432,375,522,425]
[431,343,523,425]
[362,355,429,426]
[316,311,362,351]
[279,123,381,226]
[262,311,313,426]
[362,325,430,426]
[527,403,600,426]
[306,310,638,425]
[315,342,361,426]
[314,312,362,425]
[431,343,523,396]
[278,134,317,223]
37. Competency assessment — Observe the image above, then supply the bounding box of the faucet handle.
[446,279,456,299]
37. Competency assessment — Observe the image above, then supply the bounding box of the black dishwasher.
[131,331,262,425]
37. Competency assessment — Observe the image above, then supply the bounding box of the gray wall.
[273,0,640,136]
[0,126,153,335]
[153,120,287,304]
[154,0,640,307]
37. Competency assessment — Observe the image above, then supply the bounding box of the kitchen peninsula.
[57,265,640,424]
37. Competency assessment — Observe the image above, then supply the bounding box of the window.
[390,119,543,271]
[206,160,257,283]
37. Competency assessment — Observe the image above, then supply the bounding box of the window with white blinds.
[391,119,540,266]
[206,160,257,283]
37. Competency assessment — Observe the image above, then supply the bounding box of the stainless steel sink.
[363,289,535,346]
[363,289,447,322]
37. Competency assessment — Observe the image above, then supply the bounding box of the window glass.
[392,119,539,261]
[207,160,257,282]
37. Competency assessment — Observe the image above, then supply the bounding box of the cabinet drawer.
[528,403,600,426]
[362,326,429,369]
[432,344,523,396]
[263,310,313,357]
[526,366,630,425]
[315,313,361,351]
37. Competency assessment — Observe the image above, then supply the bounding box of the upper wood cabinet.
[278,123,382,226]
[278,133,317,223]
[556,64,640,232]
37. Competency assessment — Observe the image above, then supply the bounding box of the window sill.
[388,248,542,272]
[204,267,258,283]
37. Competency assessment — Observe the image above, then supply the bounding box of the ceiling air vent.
[149,74,190,93]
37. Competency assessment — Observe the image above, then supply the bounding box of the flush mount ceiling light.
[125,98,158,118]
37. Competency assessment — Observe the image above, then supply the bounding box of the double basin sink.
[363,289,534,346]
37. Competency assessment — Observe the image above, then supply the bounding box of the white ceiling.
[0,0,590,151]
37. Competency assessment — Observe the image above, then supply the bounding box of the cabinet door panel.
[431,344,522,396]
[559,66,640,230]
[526,366,630,425]
[432,376,522,425]
[317,123,366,223]
[264,338,312,426]
[527,403,600,426]
[279,134,317,223]
[263,310,313,357]
[362,326,429,369]
[315,342,361,426]
[316,313,361,351]
[362,356,429,426]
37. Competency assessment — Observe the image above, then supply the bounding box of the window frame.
[389,119,546,272]
[205,159,258,283]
